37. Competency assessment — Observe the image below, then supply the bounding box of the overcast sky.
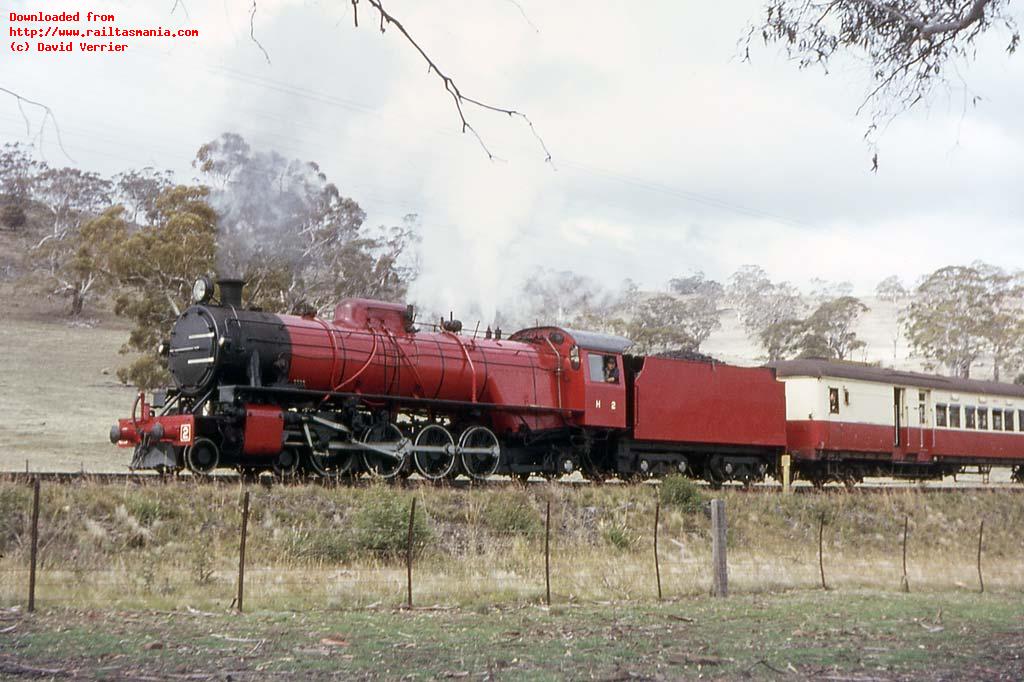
[4,0,1023,319]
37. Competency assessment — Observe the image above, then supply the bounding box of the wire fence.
[0,478,1012,612]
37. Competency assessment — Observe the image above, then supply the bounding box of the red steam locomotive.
[111,277,1024,485]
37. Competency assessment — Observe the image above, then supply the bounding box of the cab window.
[587,353,620,384]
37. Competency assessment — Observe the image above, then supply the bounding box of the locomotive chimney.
[217,278,245,307]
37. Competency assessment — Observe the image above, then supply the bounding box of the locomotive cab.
[579,347,627,429]
[508,327,631,430]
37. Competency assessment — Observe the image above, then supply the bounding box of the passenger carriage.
[774,359,1024,485]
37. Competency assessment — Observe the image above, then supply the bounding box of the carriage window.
[829,388,840,414]
[949,405,961,428]
[1005,410,1016,432]
[965,407,976,429]
[993,410,1003,431]
[588,353,619,384]
[978,408,988,430]
[935,404,947,428]
[843,388,850,406]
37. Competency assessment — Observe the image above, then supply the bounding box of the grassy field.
[2,590,1022,679]
[0,285,137,473]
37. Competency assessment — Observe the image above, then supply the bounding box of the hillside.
[0,283,137,472]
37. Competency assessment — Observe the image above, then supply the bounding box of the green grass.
[2,590,1022,679]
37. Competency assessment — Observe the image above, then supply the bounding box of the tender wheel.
[413,424,456,481]
[272,448,302,479]
[184,438,219,475]
[304,443,355,480]
[458,425,500,481]
[360,423,409,479]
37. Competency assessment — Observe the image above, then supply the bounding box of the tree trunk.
[69,287,84,317]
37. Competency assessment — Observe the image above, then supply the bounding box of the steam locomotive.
[112,277,1024,485]
[111,277,786,482]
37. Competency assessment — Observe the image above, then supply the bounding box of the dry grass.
[1,481,1021,611]
[0,289,136,473]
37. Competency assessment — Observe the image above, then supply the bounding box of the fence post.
[710,499,728,597]
[818,513,827,591]
[406,498,416,609]
[900,515,910,593]
[976,519,984,594]
[236,491,250,613]
[27,477,40,613]
[781,454,792,494]
[654,498,663,602]
[544,499,551,606]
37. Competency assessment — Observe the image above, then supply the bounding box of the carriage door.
[893,387,905,448]
[917,390,931,454]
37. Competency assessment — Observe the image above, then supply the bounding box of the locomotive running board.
[218,384,582,416]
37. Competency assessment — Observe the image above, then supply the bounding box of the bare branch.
[249,1,271,65]
[502,0,540,34]
[0,87,74,162]
[170,0,190,19]
[359,0,551,163]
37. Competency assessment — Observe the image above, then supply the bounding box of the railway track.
[1,470,1021,492]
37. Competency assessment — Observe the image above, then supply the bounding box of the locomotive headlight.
[192,275,214,304]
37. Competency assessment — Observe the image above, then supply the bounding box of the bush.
[351,489,431,559]
[601,522,636,551]
[124,493,175,527]
[480,492,542,538]
[659,475,704,514]
[297,528,352,563]
[0,204,26,230]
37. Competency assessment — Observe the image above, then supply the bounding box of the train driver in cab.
[603,355,620,383]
